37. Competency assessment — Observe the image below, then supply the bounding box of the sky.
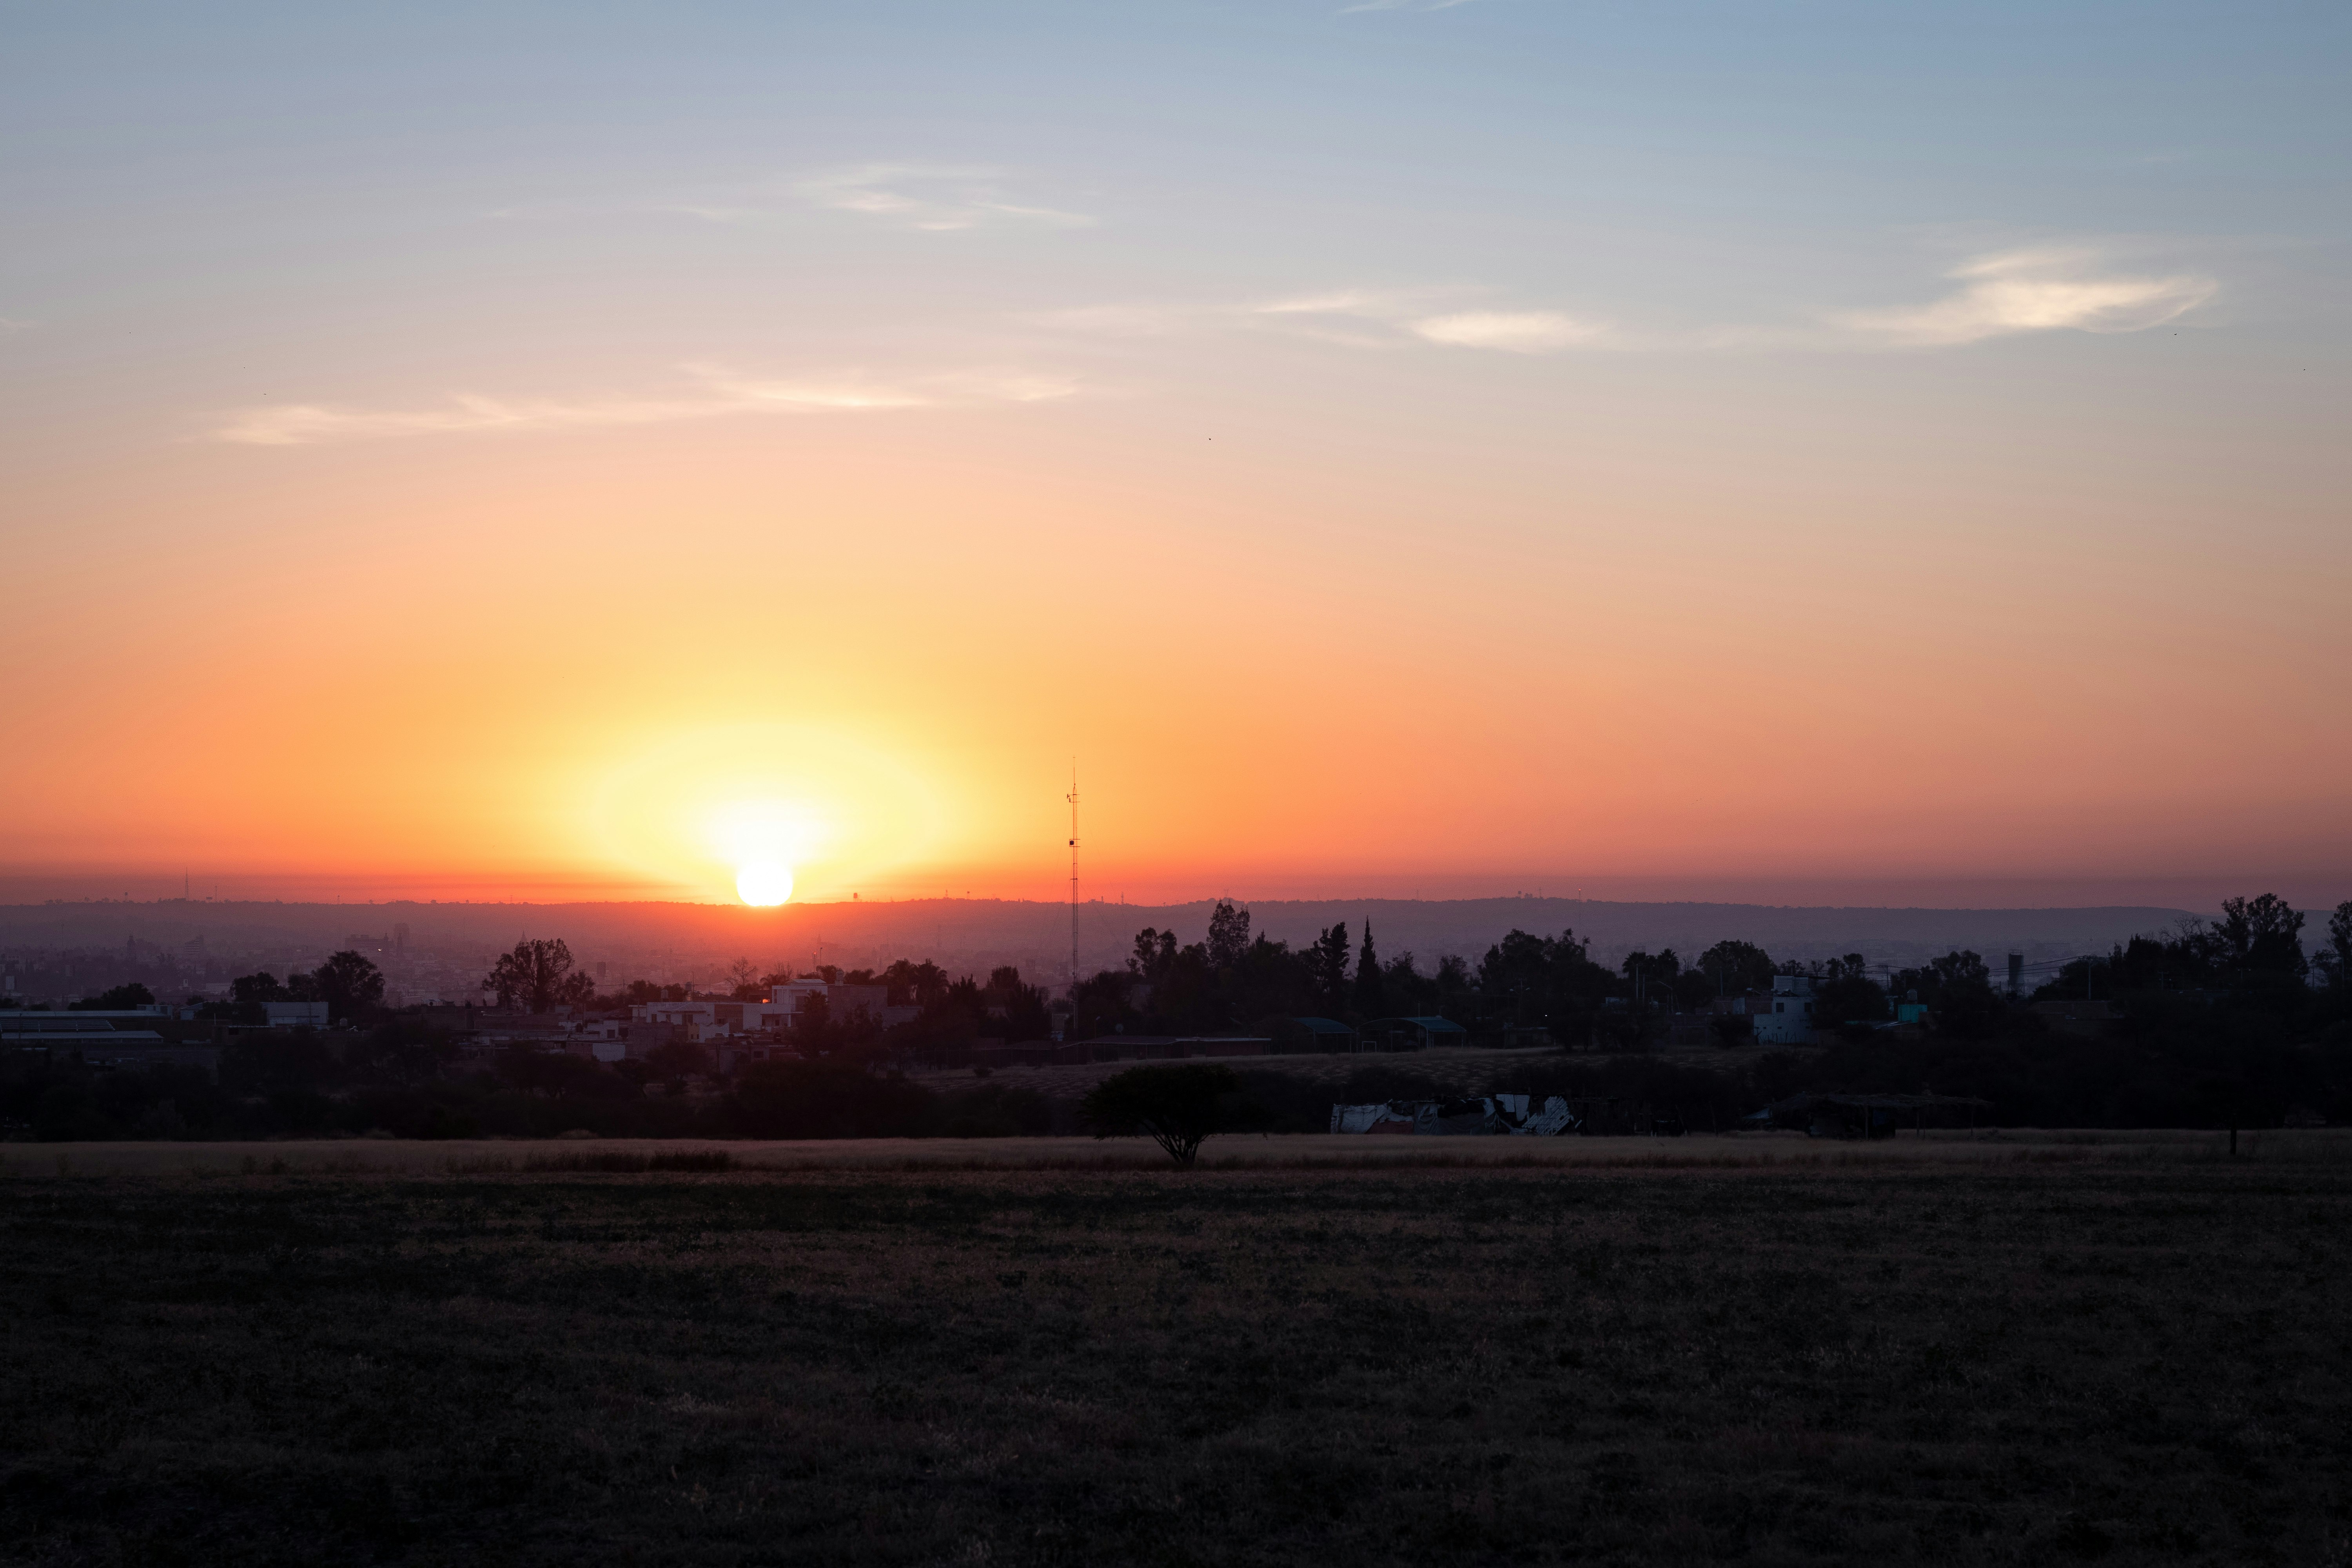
[3,1,2348,910]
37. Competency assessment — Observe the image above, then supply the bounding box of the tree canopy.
[482,938,595,1013]
[1082,1063,1252,1167]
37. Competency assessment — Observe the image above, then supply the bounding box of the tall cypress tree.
[1312,923,1351,1013]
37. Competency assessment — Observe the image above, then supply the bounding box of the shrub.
[1082,1063,1259,1167]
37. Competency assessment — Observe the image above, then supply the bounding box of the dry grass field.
[6,1134,2351,1566]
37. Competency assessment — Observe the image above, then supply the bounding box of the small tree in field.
[1083,1063,1251,1168]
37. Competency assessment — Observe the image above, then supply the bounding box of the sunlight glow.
[579,724,948,902]
[735,858,794,907]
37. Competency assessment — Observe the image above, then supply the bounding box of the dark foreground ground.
[5,1145,2350,1566]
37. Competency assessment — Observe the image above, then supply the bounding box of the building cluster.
[611,979,918,1071]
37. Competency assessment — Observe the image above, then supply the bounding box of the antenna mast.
[1066,762,1080,995]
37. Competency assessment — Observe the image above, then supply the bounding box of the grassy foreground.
[5,1146,2350,1565]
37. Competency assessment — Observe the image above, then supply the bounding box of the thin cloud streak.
[796,165,1096,232]
[1032,289,1601,354]
[1035,245,2215,358]
[1838,249,2217,346]
[1256,288,1448,319]
[212,367,1079,447]
[1410,310,1601,352]
[488,167,1096,234]
[1255,289,1609,352]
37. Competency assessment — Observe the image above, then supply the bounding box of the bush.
[1082,1063,1260,1166]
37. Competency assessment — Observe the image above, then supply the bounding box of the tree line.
[6,893,2347,1139]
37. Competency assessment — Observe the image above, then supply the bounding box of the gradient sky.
[4,1,2348,908]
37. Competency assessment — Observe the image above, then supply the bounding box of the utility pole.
[1066,762,1080,997]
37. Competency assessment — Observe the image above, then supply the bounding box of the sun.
[736,859,794,907]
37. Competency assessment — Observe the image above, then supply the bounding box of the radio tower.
[1066,762,1081,996]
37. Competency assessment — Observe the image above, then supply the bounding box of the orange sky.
[4,5,2348,908]
[10,387,2346,908]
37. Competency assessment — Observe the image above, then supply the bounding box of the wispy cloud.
[1035,243,2214,360]
[487,166,1095,234]
[212,366,1078,447]
[1409,311,1601,352]
[1256,290,1607,353]
[1837,248,2216,346]
[1034,288,1610,353]
[1255,288,1439,320]
[797,165,1095,232]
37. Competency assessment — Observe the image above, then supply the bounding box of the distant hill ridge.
[0,896,2205,971]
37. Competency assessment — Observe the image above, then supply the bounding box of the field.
[6,1134,2351,1566]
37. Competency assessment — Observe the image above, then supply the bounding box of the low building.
[768,977,828,1014]
[263,1000,330,1028]
[634,1000,715,1029]
[711,1000,796,1034]
[0,1014,218,1072]
[1752,975,1816,1046]
[0,1014,168,1047]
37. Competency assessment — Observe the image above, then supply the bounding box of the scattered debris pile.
[1328,1094,1580,1136]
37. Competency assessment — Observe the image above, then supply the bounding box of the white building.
[769,977,829,1014]
[1753,974,1817,1045]
[632,1000,714,1029]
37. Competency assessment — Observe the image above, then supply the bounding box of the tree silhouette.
[1082,1063,1252,1167]
[1696,940,1776,996]
[2218,894,2307,977]
[482,938,594,1013]
[1206,900,1252,969]
[1308,923,1350,1012]
[2321,902,2352,987]
[314,950,386,1023]
[1128,928,1178,984]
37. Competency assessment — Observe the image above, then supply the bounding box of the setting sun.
[735,860,794,907]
